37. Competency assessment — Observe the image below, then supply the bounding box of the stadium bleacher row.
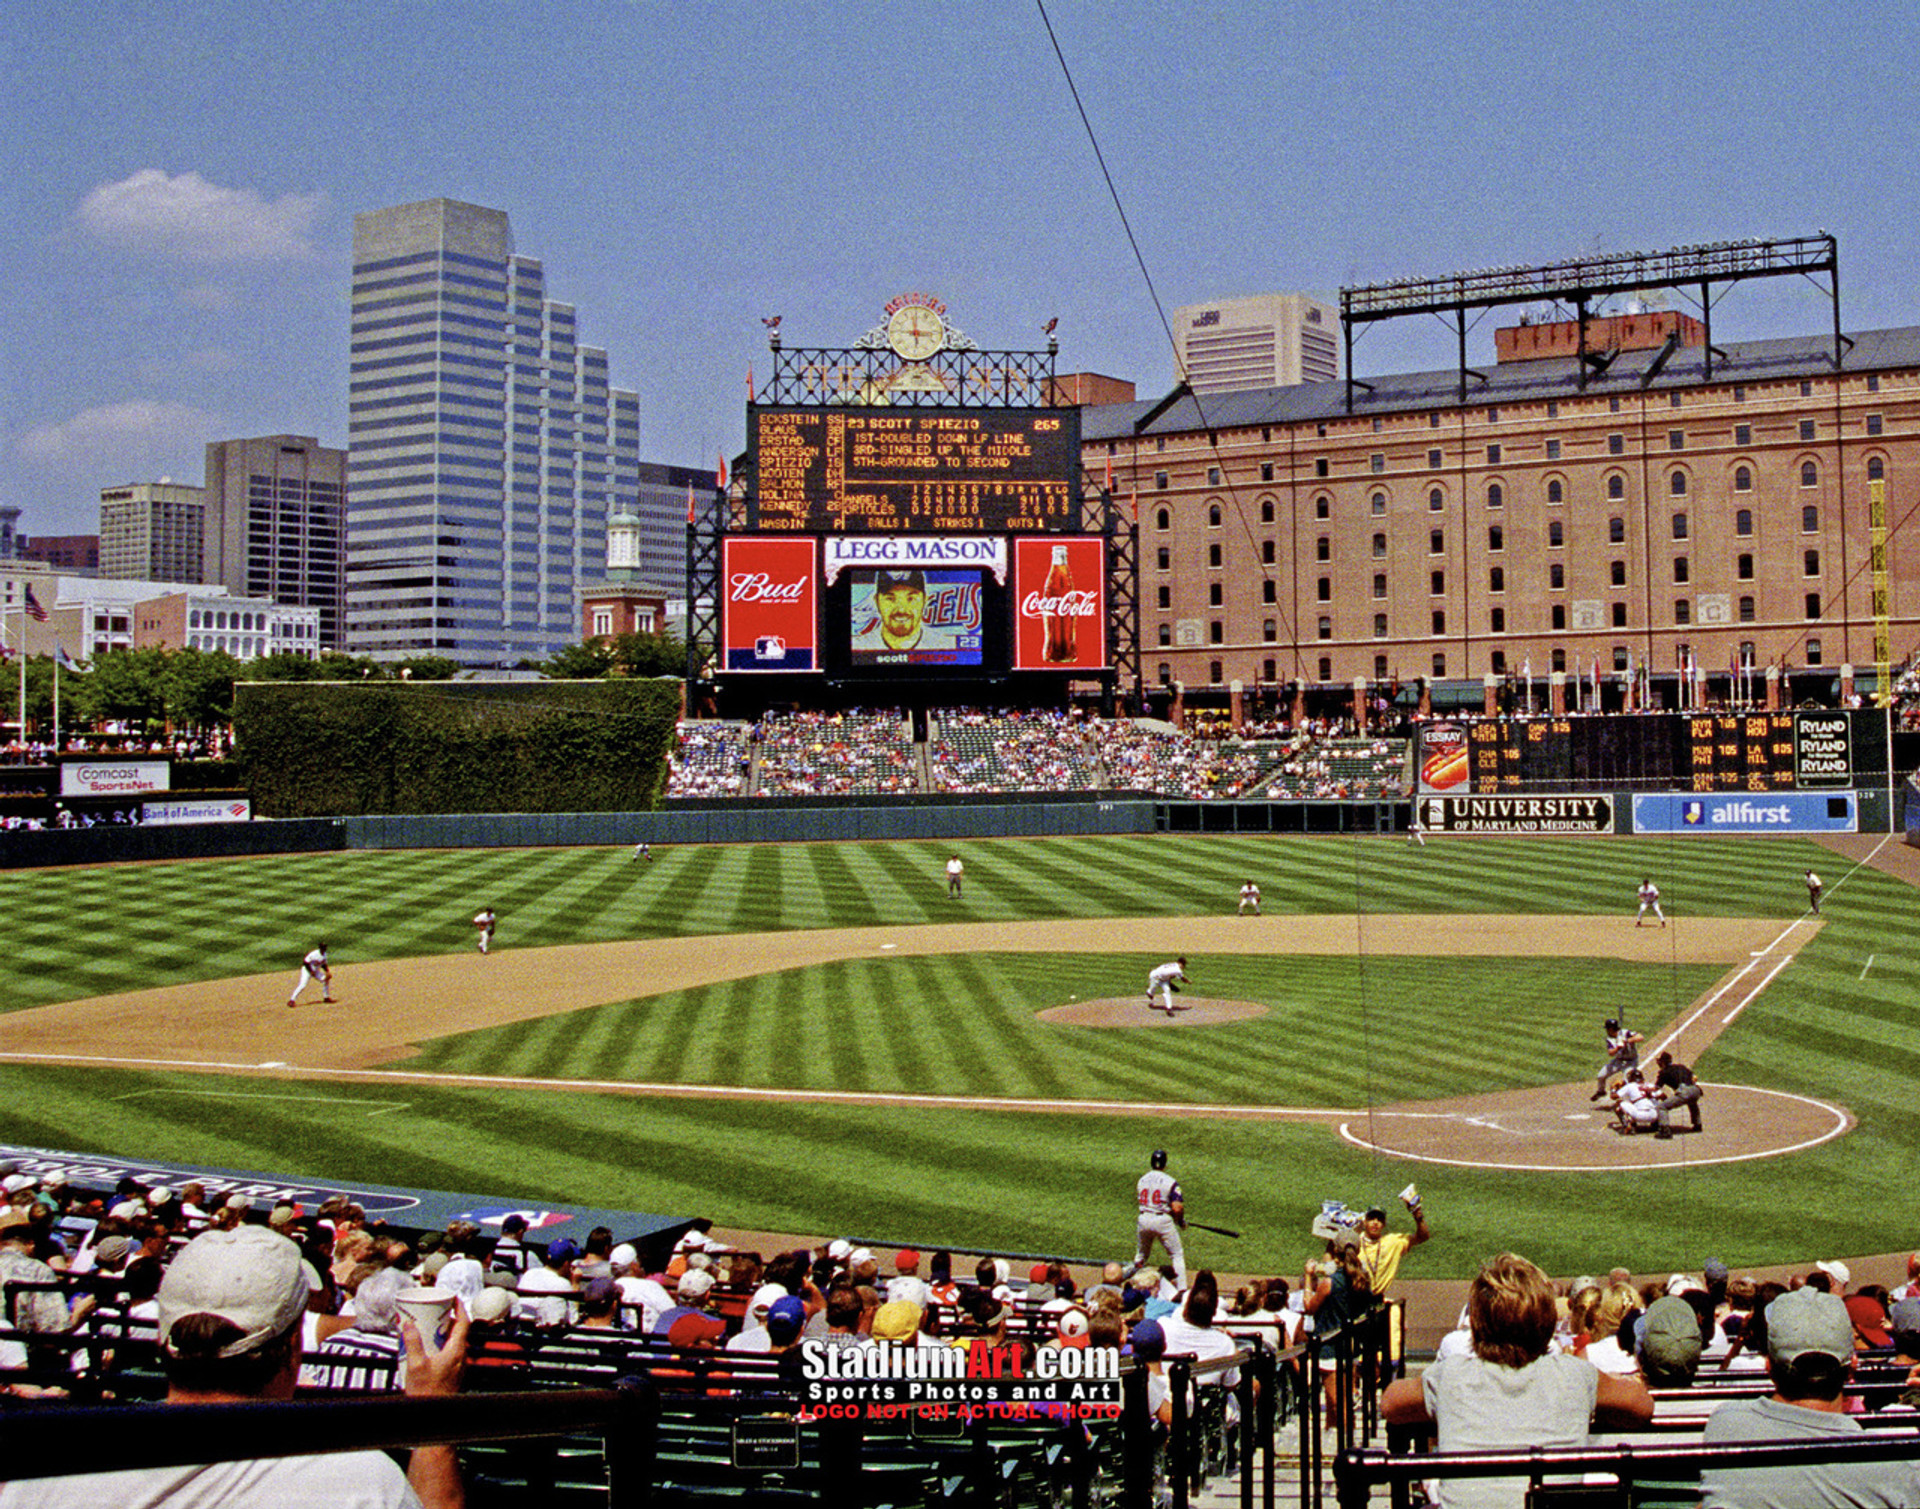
[664,711,1412,803]
[9,1159,1920,1507]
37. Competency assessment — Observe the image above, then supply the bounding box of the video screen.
[847,568,984,667]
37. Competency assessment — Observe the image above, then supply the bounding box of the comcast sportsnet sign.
[722,537,817,672]
[1012,536,1105,672]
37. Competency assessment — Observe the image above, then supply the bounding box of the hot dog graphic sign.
[1417,722,1471,793]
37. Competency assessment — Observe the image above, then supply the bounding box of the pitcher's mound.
[1037,996,1270,1027]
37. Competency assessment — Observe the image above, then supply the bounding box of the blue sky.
[4,1,1915,537]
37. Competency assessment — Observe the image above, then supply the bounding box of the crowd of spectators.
[662,721,749,797]
[667,707,1412,802]
[927,708,1102,793]
[751,710,917,797]
[8,1156,1920,1507]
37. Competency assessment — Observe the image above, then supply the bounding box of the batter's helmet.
[1150,1149,1167,1170]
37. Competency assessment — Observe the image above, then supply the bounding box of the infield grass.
[1,830,1913,1276]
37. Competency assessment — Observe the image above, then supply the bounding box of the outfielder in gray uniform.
[1131,1149,1187,1290]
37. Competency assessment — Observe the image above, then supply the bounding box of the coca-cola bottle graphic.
[1043,545,1076,663]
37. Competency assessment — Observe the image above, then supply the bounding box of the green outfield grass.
[1,831,1913,1276]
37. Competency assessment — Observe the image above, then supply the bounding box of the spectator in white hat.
[0,1225,467,1508]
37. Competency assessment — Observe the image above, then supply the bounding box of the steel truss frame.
[1340,234,1845,410]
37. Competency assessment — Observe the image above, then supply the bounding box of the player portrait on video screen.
[849,567,983,667]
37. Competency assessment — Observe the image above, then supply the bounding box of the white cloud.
[76,169,324,263]
[17,399,222,464]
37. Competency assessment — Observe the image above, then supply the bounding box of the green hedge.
[232,679,681,817]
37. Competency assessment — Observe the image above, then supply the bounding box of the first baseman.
[1238,880,1260,915]
[1635,877,1665,927]
[286,942,333,1008]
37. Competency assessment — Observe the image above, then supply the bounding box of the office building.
[20,536,99,573]
[1171,293,1340,394]
[98,483,206,583]
[204,435,346,649]
[347,198,640,664]
[0,506,17,560]
[1084,313,1917,696]
[134,591,321,660]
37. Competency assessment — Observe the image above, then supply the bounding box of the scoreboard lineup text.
[1461,711,1862,793]
[751,408,1080,533]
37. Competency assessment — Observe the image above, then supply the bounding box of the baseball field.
[0,828,1912,1281]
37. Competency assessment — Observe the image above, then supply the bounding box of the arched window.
[1486,482,1504,508]
[1801,461,1819,487]
[1734,465,1752,492]
[1156,508,1170,531]
[1607,473,1626,500]
[1262,618,1277,642]
[1260,498,1275,522]
[1736,508,1753,536]
[1370,491,1387,515]
[1208,503,1223,526]
[1546,479,1563,504]
[1427,487,1444,512]
[1670,471,1688,496]
[1868,456,1886,481]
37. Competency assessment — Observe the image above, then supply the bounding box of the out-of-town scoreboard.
[1418,709,1873,794]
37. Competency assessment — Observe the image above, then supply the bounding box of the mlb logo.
[753,635,787,660]
[1682,801,1704,825]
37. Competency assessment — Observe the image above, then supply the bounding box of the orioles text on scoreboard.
[750,407,1081,533]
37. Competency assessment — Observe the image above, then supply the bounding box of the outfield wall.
[0,785,1894,867]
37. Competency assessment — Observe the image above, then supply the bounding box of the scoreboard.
[749,407,1081,533]
[1682,713,1798,791]
[1434,710,1872,794]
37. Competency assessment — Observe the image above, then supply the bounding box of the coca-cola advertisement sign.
[722,537,818,672]
[1012,536,1105,671]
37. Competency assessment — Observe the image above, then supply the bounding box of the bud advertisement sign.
[722,537,818,672]
[1011,536,1104,671]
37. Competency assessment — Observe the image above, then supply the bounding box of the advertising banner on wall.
[142,798,253,825]
[1632,791,1858,834]
[60,761,170,798]
[1010,536,1105,671]
[1415,723,1470,793]
[1417,795,1614,835]
[721,537,818,672]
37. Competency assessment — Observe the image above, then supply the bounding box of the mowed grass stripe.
[400,951,1722,1106]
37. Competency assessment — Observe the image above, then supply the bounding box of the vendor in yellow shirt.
[1358,1185,1430,1361]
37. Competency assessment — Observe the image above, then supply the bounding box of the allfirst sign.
[61,761,169,798]
[1633,791,1858,834]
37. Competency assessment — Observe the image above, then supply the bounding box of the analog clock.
[886,305,946,361]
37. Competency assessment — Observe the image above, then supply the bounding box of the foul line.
[111,1088,413,1118]
[0,1051,1362,1121]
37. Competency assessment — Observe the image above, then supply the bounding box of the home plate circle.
[1036,997,1270,1027]
[1337,1082,1852,1170]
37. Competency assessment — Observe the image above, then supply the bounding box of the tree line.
[4,629,684,739]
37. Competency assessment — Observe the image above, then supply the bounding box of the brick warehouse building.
[1081,313,1918,706]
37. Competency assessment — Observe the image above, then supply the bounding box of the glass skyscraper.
[347,199,640,663]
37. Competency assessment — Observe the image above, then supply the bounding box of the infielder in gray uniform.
[1131,1148,1187,1289]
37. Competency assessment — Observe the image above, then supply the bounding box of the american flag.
[23,585,47,622]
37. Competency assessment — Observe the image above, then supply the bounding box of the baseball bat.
[1187,1221,1241,1239]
